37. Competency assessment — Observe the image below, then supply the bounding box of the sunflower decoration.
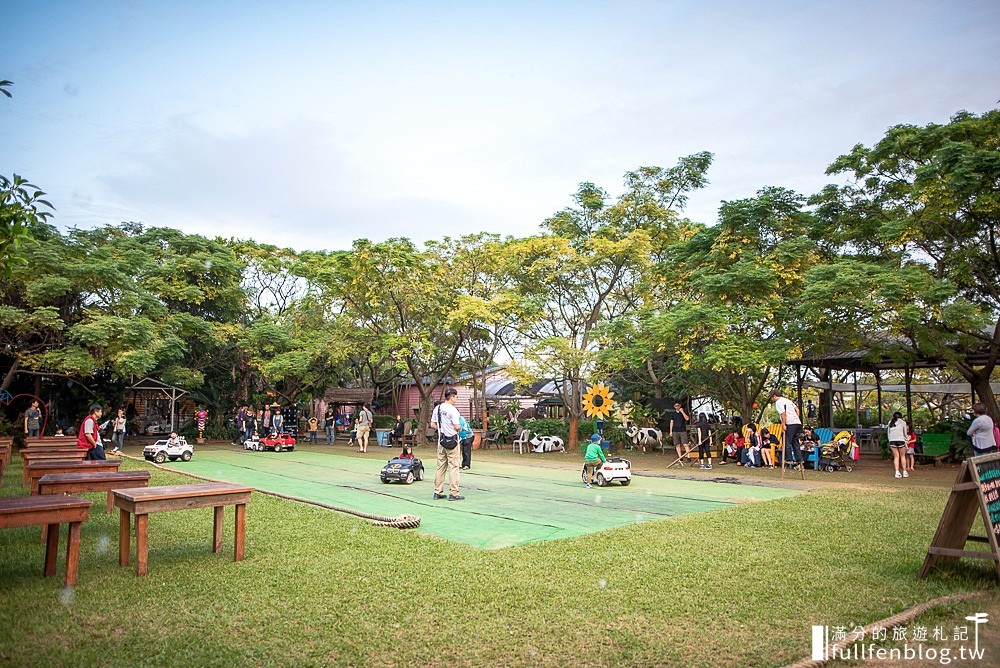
[581,381,616,420]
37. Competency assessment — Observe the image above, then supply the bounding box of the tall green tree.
[645,187,819,421]
[814,109,1000,418]
[309,238,465,443]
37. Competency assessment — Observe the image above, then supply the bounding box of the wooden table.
[0,495,93,588]
[21,449,88,486]
[114,483,253,576]
[27,460,121,495]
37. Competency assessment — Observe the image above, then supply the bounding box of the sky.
[2,0,998,252]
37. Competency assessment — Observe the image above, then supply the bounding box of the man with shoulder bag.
[431,389,464,501]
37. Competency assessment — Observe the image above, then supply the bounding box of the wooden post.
[213,506,224,553]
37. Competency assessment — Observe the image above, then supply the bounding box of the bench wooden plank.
[0,495,92,587]
[114,482,252,576]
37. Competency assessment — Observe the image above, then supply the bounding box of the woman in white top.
[886,411,910,479]
[967,403,997,456]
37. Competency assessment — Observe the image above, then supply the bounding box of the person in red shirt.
[76,404,107,460]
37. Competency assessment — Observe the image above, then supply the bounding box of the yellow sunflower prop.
[581,382,615,420]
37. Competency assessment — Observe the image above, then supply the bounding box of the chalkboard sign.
[919,452,1000,579]
[973,454,1000,546]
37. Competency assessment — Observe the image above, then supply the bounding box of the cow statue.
[626,424,663,452]
[530,435,565,453]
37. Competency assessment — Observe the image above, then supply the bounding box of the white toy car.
[143,437,193,463]
[582,457,632,487]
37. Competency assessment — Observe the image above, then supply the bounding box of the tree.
[815,110,1000,419]
[444,233,527,433]
[310,238,465,443]
[1,81,54,276]
[645,187,819,421]
[509,187,652,450]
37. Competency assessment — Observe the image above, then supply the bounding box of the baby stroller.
[817,431,855,472]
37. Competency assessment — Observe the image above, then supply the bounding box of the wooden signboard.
[919,452,1000,579]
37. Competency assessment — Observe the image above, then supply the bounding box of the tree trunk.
[568,414,579,451]
[967,369,999,422]
[1,358,19,392]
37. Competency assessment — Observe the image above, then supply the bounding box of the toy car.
[582,457,632,487]
[143,437,193,463]
[243,433,296,452]
[380,457,424,484]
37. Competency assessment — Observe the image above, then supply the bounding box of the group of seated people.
[720,425,859,468]
[719,424,824,468]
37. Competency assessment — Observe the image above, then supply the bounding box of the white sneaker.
[895,471,902,478]
[902,470,909,478]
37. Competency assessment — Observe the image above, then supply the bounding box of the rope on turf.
[782,591,987,668]
[132,454,422,529]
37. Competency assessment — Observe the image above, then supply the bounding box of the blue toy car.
[380,457,424,484]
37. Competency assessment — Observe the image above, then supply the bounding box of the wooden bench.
[114,483,253,576]
[0,495,93,588]
[25,438,79,450]
[0,441,10,467]
[21,449,89,486]
[27,460,121,496]
[39,471,152,513]
[0,444,7,480]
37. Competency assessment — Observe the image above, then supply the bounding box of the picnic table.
[0,495,93,588]
[114,482,253,576]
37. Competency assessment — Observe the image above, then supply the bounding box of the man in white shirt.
[770,389,802,468]
[431,389,463,501]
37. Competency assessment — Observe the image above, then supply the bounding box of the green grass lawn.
[0,444,996,667]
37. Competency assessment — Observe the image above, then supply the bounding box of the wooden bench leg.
[135,514,148,576]
[65,521,82,588]
[119,509,131,567]
[44,523,59,577]
[213,505,224,553]
[106,491,114,513]
[234,503,246,561]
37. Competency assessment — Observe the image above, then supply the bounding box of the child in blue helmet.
[583,433,608,489]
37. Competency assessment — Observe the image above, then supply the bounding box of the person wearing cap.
[582,433,608,489]
[76,404,107,460]
[770,389,802,469]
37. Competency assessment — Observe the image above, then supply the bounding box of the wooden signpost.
[919,451,1000,579]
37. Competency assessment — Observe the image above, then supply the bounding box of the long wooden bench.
[0,495,93,588]
[25,437,78,447]
[27,460,121,496]
[0,444,7,480]
[114,483,253,576]
[22,449,89,486]
[0,441,11,467]
[39,470,152,513]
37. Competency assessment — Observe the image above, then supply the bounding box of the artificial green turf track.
[164,449,798,549]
